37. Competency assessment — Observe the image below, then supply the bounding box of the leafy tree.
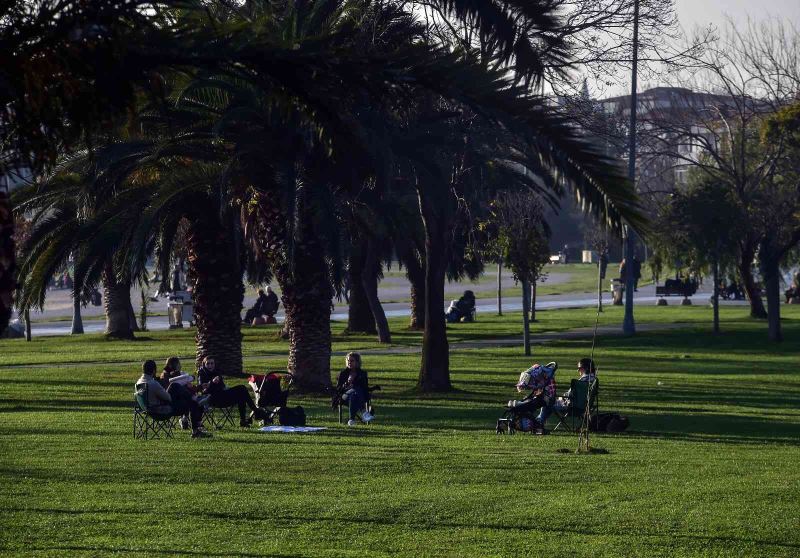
[481,192,551,355]
[758,103,800,341]
[657,171,741,333]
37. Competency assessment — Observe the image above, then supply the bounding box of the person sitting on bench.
[197,356,267,427]
[263,286,279,318]
[335,352,374,426]
[243,289,269,324]
[514,362,558,434]
[136,360,210,438]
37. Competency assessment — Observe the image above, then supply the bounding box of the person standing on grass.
[632,256,642,292]
[197,356,268,427]
[336,352,374,426]
[135,359,210,439]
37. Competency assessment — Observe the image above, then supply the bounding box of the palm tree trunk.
[282,275,333,391]
[186,216,244,376]
[245,189,332,391]
[416,189,452,392]
[71,286,84,334]
[362,238,390,343]
[346,240,376,333]
[127,296,139,332]
[739,240,767,319]
[103,264,134,339]
[0,191,14,333]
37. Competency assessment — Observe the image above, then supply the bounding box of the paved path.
[25,282,735,337]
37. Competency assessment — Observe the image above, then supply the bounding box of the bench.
[656,280,698,305]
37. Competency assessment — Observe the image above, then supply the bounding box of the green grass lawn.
[1,306,799,557]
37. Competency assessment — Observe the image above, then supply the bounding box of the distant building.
[599,86,736,198]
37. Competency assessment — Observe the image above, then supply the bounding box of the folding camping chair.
[336,385,381,424]
[133,384,177,440]
[202,405,236,429]
[553,378,599,433]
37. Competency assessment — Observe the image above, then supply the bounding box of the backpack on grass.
[278,405,306,426]
[590,412,629,432]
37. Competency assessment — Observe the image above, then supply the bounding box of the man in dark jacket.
[243,289,269,324]
[263,286,279,317]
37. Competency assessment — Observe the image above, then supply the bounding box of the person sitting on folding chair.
[198,356,268,427]
[514,362,558,434]
[136,359,210,438]
[554,358,597,414]
[335,352,374,426]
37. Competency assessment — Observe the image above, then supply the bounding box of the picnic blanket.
[259,426,326,433]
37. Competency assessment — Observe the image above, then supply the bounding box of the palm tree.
[13,166,139,339]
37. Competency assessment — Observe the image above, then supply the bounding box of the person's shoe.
[361,411,374,423]
[191,429,212,438]
[347,419,357,426]
[240,417,253,428]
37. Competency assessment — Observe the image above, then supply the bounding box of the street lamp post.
[623,0,639,336]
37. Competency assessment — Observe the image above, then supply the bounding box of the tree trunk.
[279,245,333,392]
[712,253,720,335]
[522,279,531,356]
[761,252,782,342]
[103,264,134,339]
[186,215,244,376]
[0,191,14,333]
[416,190,452,392]
[346,241,376,334]
[739,240,767,319]
[497,261,502,316]
[24,309,31,341]
[406,251,426,331]
[71,286,84,335]
[127,295,139,332]
[244,188,332,391]
[530,279,537,322]
[597,261,603,313]
[362,238,390,343]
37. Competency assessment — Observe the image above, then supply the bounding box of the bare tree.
[634,20,800,323]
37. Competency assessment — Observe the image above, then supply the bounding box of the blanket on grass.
[259,426,326,433]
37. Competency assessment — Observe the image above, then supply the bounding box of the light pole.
[623,0,639,336]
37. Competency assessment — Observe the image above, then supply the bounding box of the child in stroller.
[496,362,558,435]
[248,372,294,425]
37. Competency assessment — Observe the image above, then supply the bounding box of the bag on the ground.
[590,412,629,432]
[278,405,306,426]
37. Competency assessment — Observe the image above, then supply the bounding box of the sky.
[597,0,800,97]
[674,0,800,32]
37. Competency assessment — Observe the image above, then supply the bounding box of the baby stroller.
[496,399,545,434]
[496,362,558,434]
[248,372,295,424]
